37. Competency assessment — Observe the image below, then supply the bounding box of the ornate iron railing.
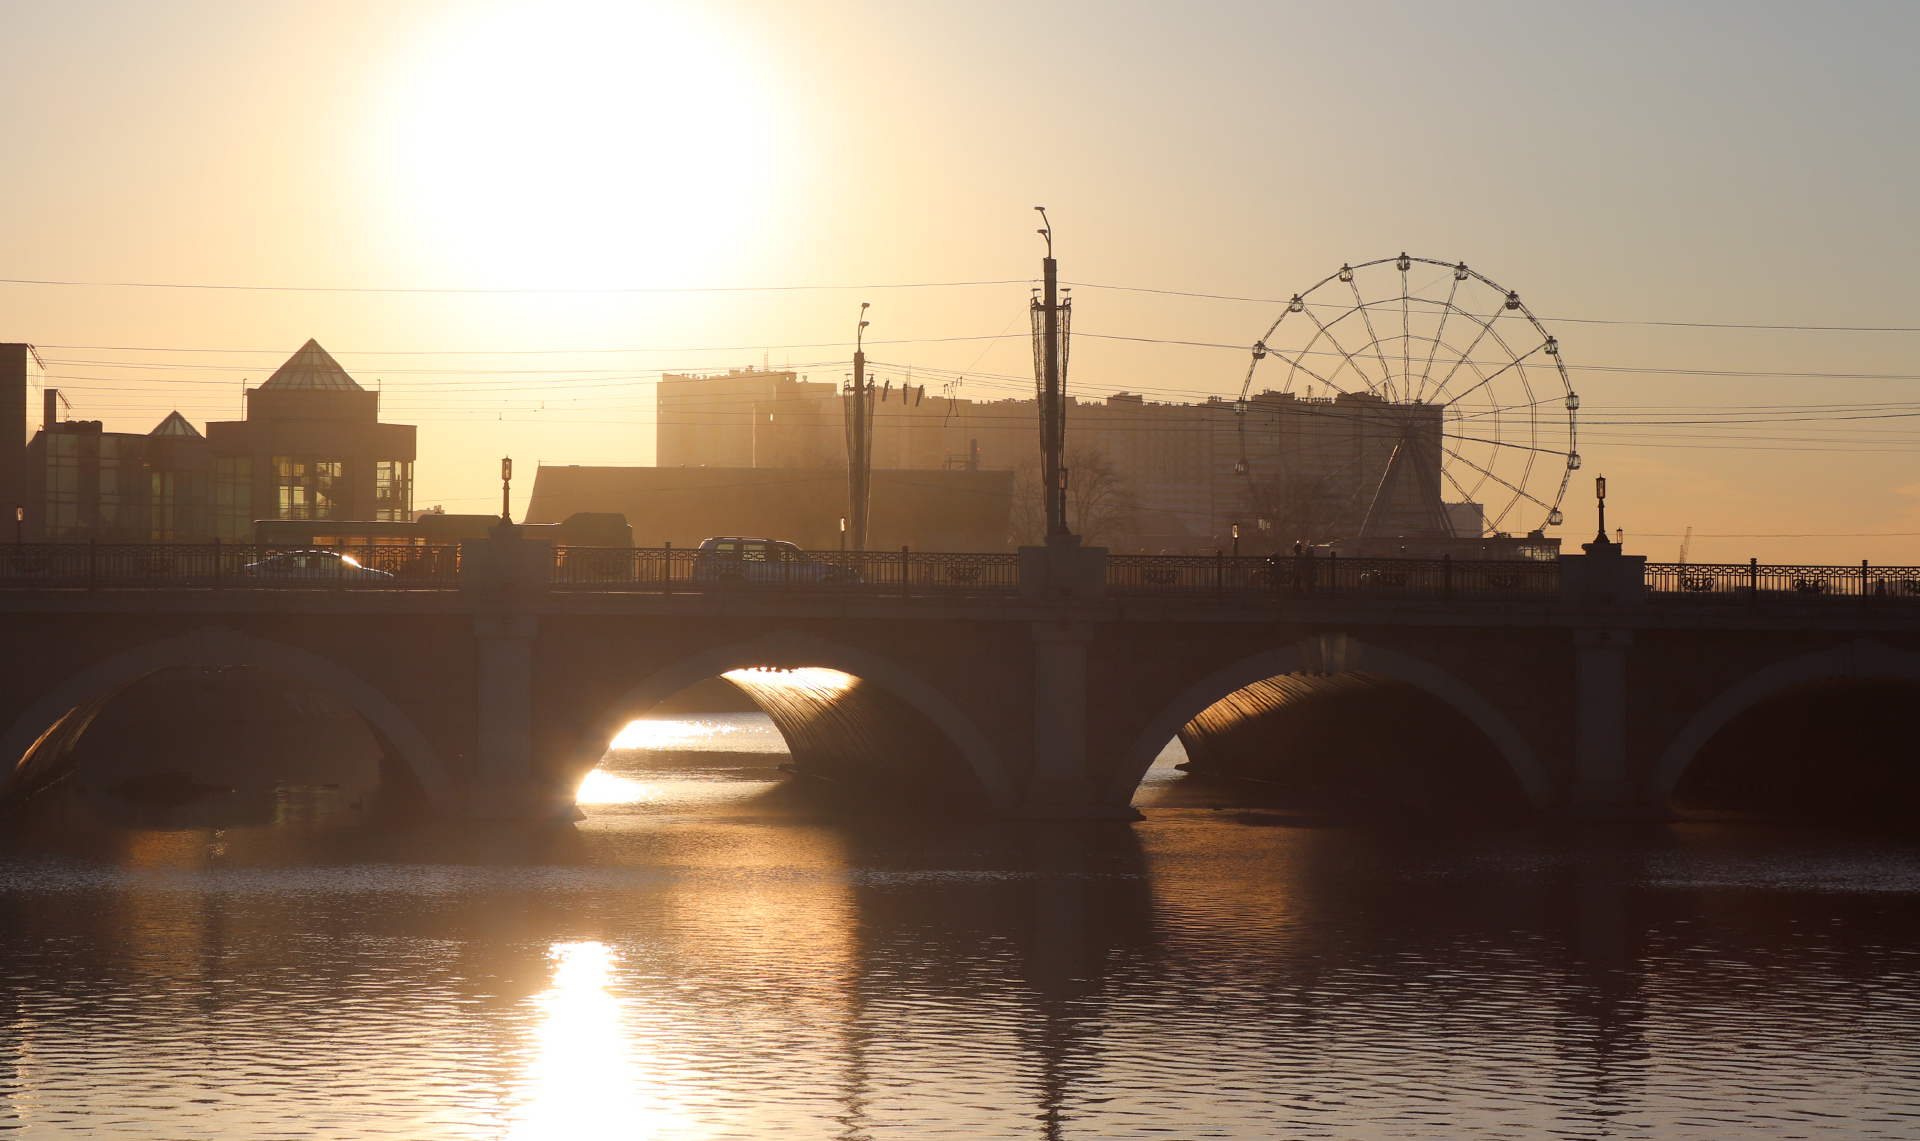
[5,541,1914,608]
[549,546,1024,594]
[0,543,461,589]
[1645,561,1920,602]
[1106,552,1558,600]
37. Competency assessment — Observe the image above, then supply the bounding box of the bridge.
[1,531,1916,823]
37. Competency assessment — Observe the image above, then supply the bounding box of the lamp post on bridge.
[501,457,513,525]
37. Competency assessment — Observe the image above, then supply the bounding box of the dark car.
[242,549,395,581]
[691,537,859,585]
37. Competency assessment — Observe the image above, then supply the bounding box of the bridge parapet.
[1558,548,1647,609]
[1019,541,1107,600]
[458,526,552,596]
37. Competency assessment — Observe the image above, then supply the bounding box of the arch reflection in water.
[508,941,696,1141]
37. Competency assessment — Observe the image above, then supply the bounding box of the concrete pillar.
[1570,628,1635,810]
[467,613,561,818]
[1028,621,1094,809]
[461,526,564,819]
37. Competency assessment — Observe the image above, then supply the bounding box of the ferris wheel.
[1236,254,1578,541]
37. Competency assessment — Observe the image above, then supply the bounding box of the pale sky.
[2,0,1916,562]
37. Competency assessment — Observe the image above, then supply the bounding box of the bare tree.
[1241,468,1344,550]
[1010,446,1139,548]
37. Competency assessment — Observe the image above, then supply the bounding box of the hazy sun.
[383,0,788,287]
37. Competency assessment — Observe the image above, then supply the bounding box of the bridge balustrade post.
[1017,538,1106,601]
[459,524,553,595]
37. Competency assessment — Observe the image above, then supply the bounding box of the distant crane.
[1679,526,1693,565]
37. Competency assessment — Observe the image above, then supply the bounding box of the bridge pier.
[1561,546,1664,817]
[1021,620,1131,819]
[469,613,566,819]
[462,527,573,820]
[1569,628,1637,812]
[1015,544,1136,820]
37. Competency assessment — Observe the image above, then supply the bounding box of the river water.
[1,713,1917,1139]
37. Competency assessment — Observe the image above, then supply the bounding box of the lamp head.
[1595,475,1607,501]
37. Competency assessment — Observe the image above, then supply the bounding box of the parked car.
[692,537,859,584]
[243,549,395,580]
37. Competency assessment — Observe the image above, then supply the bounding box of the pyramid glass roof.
[257,339,364,391]
[149,411,204,438]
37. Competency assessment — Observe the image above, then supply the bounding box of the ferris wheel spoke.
[1401,269,1412,404]
[1347,279,1398,398]
[1413,276,1463,404]
[1262,348,1358,397]
[1439,465,1491,533]
[1441,431,1568,457]
[1424,295,1528,400]
[1296,304,1389,395]
[1441,444,1555,511]
[1452,396,1560,421]
[1431,342,1549,408]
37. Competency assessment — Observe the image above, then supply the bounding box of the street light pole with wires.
[1032,207,1074,542]
[845,303,872,550]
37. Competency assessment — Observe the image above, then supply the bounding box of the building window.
[44,433,81,539]
[96,436,123,532]
[274,456,344,520]
[148,471,208,542]
[214,456,253,540]
[374,460,412,522]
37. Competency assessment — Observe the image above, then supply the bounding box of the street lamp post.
[501,457,514,524]
[1593,475,1607,545]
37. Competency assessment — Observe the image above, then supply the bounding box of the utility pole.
[1032,207,1073,540]
[846,303,872,550]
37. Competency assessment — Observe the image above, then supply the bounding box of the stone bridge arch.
[0,626,456,810]
[574,631,1018,811]
[1646,638,1920,806]
[1104,633,1555,809]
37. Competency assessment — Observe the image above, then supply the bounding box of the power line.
[1063,281,1920,333]
[4,270,1915,332]
[0,277,1030,295]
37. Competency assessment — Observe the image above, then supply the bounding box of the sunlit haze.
[3,2,1918,560]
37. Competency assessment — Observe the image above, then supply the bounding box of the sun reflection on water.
[507,942,698,1140]
[575,769,655,805]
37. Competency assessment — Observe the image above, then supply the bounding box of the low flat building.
[525,464,1014,551]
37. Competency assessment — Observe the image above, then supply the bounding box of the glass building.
[3,340,417,542]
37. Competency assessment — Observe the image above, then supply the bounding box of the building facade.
[3,340,416,542]
[203,340,415,538]
[653,368,1487,550]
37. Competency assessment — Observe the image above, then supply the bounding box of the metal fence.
[10,541,1917,608]
[550,546,1023,594]
[1106,552,1559,601]
[1646,561,1920,602]
[0,543,462,589]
